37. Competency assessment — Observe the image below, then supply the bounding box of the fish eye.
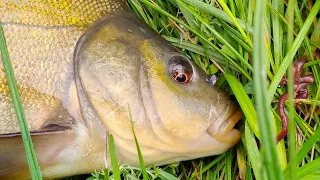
[172,72,189,83]
[168,54,193,84]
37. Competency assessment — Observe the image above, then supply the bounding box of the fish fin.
[0,124,76,179]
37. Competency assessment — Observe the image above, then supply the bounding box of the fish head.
[75,10,242,166]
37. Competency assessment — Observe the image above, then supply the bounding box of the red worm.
[276,49,317,143]
[277,92,288,143]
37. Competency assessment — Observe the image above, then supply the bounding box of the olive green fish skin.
[0,0,242,179]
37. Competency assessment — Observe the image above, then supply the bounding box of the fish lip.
[206,102,242,143]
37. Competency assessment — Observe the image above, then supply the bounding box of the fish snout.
[207,101,242,144]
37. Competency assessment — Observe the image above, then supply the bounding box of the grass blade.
[225,149,232,180]
[157,169,180,180]
[108,134,120,180]
[271,0,284,70]
[0,23,42,180]
[216,0,252,47]
[224,74,260,139]
[283,125,320,177]
[176,0,253,72]
[128,106,149,180]
[286,0,297,179]
[182,0,253,33]
[244,121,266,180]
[253,0,283,179]
[311,19,320,46]
[296,158,320,179]
[237,144,246,180]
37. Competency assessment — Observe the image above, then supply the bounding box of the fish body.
[0,0,242,179]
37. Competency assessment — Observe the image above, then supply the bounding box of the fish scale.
[0,23,80,133]
[0,0,121,134]
[1,0,121,26]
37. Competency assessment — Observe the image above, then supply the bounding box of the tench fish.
[0,0,242,179]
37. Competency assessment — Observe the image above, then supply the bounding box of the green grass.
[88,0,320,179]
[0,24,42,179]
[128,106,149,180]
[2,0,320,179]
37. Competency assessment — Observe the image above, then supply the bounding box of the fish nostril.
[206,74,217,86]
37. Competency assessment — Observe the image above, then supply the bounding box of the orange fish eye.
[172,72,190,83]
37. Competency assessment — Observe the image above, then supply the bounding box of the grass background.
[0,0,319,179]
[87,0,320,179]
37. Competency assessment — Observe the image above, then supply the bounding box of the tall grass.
[0,24,42,179]
[76,0,320,179]
[99,0,320,179]
[253,1,283,179]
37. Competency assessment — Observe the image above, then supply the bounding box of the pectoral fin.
[0,125,75,180]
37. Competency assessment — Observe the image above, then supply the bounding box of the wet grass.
[87,0,320,179]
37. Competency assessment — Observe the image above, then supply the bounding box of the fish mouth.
[207,102,243,144]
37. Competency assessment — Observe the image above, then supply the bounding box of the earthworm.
[277,92,288,142]
[276,50,317,143]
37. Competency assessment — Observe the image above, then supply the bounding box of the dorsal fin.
[0,0,124,27]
